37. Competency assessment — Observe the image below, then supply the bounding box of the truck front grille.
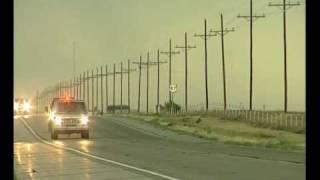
[62,118,80,127]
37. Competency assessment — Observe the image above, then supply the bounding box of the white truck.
[45,97,90,139]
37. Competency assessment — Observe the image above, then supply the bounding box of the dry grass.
[116,113,305,151]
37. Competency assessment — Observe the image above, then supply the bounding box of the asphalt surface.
[17,114,305,180]
[14,115,162,180]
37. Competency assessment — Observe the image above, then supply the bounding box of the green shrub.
[164,100,182,113]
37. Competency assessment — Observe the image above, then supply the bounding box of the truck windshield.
[55,102,87,113]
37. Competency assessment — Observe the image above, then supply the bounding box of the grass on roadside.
[115,113,305,152]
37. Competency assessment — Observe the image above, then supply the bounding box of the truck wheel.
[81,131,89,139]
[51,130,58,140]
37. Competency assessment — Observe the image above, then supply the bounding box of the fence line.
[153,108,305,131]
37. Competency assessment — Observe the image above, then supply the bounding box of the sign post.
[169,84,177,113]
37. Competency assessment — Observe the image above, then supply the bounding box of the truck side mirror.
[45,106,48,113]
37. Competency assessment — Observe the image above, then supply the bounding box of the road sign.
[169,84,177,93]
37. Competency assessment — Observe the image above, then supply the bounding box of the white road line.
[20,118,179,180]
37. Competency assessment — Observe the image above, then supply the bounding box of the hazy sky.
[14,0,305,112]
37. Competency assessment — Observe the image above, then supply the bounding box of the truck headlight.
[14,102,19,111]
[80,115,89,125]
[22,102,32,112]
[54,116,62,125]
[49,112,55,120]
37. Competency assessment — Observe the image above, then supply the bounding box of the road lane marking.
[20,118,179,180]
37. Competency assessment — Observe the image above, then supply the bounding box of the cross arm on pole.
[269,1,300,10]
[210,27,235,36]
[237,14,266,22]
[194,32,217,40]
[160,51,180,56]
[175,45,196,49]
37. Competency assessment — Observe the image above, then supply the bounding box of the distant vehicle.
[14,98,32,115]
[45,96,90,139]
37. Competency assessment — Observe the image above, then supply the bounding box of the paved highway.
[15,114,305,180]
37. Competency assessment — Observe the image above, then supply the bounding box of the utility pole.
[105,65,108,113]
[123,60,136,113]
[91,65,112,114]
[79,73,82,100]
[134,56,142,113]
[126,60,130,113]
[210,14,235,111]
[146,53,149,113]
[76,77,79,99]
[61,81,70,97]
[63,81,66,96]
[194,19,216,112]
[127,60,130,113]
[101,66,104,114]
[61,81,63,96]
[89,63,130,114]
[80,73,82,100]
[83,72,86,101]
[78,76,80,99]
[66,81,68,96]
[113,64,116,113]
[62,81,65,96]
[160,39,180,103]
[73,77,76,98]
[153,50,168,114]
[60,82,63,96]
[117,62,133,113]
[87,71,90,111]
[91,69,94,114]
[133,55,165,113]
[269,0,300,113]
[120,62,123,113]
[157,49,160,113]
[96,67,99,114]
[176,32,196,112]
[238,0,265,111]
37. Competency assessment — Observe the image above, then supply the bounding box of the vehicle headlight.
[54,116,62,125]
[49,112,55,120]
[14,102,19,111]
[22,102,32,112]
[80,115,89,125]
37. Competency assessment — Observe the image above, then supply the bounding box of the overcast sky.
[14,0,305,112]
